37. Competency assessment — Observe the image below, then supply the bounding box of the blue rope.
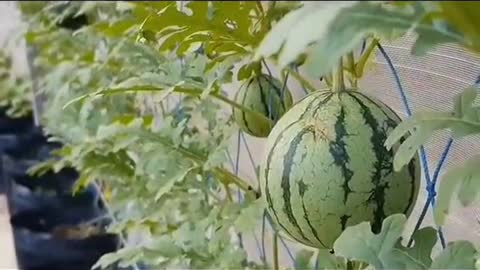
[429,138,453,248]
[378,43,448,248]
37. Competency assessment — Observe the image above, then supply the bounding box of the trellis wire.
[232,60,297,267]
[377,43,449,248]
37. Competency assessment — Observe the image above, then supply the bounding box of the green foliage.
[254,2,473,78]
[434,154,480,226]
[334,214,478,270]
[385,86,480,171]
[385,85,480,226]
[4,1,478,270]
[0,50,32,117]
[16,1,278,269]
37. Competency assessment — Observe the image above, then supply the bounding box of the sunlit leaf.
[430,241,477,269]
[316,249,345,270]
[434,154,480,225]
[386,86,480,171]
[294,249,314,270]
[436,2,480,53]
[334,214,435,269]
[234,198,264,234]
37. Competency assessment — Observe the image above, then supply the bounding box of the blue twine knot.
[426,182,437,198]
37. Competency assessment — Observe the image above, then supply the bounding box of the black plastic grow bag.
[0,114,34,135]
[13,228,119,270]
[11,166,79,194]
[8,182,106,217]
[2,130,61,161]
[10,193,116,270]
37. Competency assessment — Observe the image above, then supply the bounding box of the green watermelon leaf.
[234,198,264,234]
[393,227,437,269]
[434,154,480,226]
[430,241,478,269]
[305,2,424,78]
[385,85,480,171]
[333,214,435,270]
[255,2,357,70]
[254,3,310,61]
[256,2,473,79]
[132,1,260,55]
[294,249,315,269]
[255,2,433,77]
[435,2,480,54]
[315,249,345,270]
[154,166,197,201]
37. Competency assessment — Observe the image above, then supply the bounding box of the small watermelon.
[260,89,421,248]
[233,74,293,138]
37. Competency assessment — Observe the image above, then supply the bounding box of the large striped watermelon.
[260,89,421,249]
[233,74,293,138]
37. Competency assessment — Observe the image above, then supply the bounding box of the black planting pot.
[11,196,117,270]
[1,157,83,214]
[12,166,79,194]
[0,114,34,135]
[2,158,41,180]
[0,134,19,153]
[7,183,106,217]
[13,228,119,270]
[2,130,61,161]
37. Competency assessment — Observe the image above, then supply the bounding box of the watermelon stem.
[346,260,354,270]
[346,51,358,89]
[136,130,254,193]
[288,67,317,93]
[324,72,333,87]
[355,37,379,78]
[273,231,279,270]
[333,57,345,92]
[223,183,234,201]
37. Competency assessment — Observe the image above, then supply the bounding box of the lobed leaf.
[334,214,435,270]
[434,155,480,225]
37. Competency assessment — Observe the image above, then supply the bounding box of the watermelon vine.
[0,1,478,269]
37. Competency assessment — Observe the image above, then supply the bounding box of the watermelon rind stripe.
[347,92,390,233]
[240,79,256,135]
[328,106,354,204]
[257,77,272,120]
[264,120,307,244]
[281,127,313,242]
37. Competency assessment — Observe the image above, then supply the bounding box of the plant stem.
[65,86,274,127]
[332,58,345,92]
[287,67,317,93]
[346,260,354,270]
[224,183,233,201]
[324,73,332,87]
[136,130,254,193]
[346,52,357,88]
[256,1,265,15]
[273,231,279,270]
[355,38,379,78]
